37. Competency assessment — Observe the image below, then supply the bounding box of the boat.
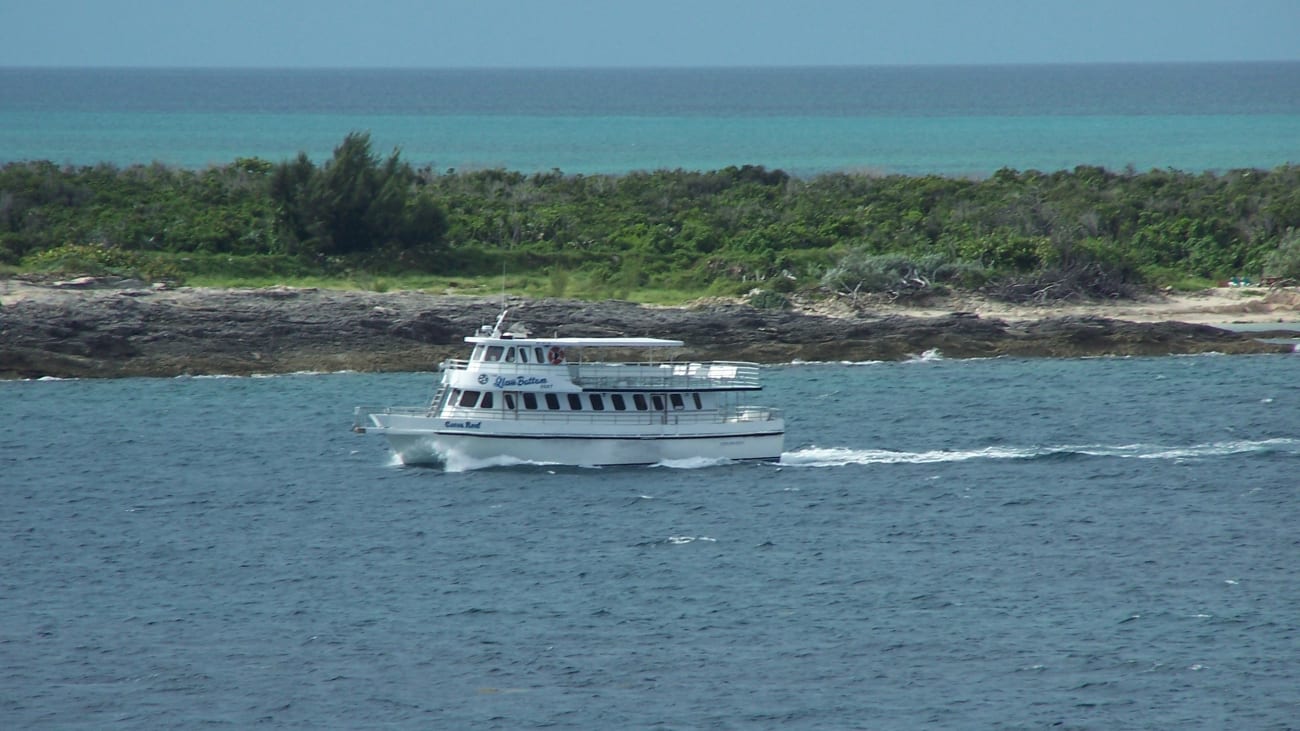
[352,309,785,467]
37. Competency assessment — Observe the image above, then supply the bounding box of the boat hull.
[381,428,784,467]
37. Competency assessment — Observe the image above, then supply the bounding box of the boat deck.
[442,359,763,391]
[353,403,782,432]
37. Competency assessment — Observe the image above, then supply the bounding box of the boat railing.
[442,359,764,390]
[354,404,781,429]
[444,403,781,425]
[352,404,437,432]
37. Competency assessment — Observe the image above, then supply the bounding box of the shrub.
[23,243,184,283]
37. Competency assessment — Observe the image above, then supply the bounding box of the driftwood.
[985,263,1142,304]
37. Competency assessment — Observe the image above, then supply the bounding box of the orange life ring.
[547,346,565,365]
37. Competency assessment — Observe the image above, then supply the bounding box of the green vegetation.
[3,132,1299,302]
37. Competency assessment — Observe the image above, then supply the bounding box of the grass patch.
[179,267,723,305]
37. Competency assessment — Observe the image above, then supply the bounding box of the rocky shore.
[1,279,1294,379]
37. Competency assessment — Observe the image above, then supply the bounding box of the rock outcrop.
[0,284,1290,379]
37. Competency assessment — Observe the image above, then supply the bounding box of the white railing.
[354,404,781,430]
[441,359,763,390]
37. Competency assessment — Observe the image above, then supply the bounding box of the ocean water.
[3,354,1298,729]
[2,64,1299,175]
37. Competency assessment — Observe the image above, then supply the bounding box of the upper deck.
[443,358,763,391]
[447,310,763,392]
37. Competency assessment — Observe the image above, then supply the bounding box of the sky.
[1,0,1296,68]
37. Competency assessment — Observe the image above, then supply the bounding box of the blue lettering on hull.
[493,375,550,389]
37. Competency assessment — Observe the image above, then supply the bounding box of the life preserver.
[547,346,565,365]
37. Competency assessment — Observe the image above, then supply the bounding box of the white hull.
[383,430,783,467]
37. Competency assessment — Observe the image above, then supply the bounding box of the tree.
[268,132,448,262]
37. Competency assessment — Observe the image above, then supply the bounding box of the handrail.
[441,359,764,390]
[356,404,782,429]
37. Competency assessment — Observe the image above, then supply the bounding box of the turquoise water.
[3,356,1299,728]
[3,64,1298,174]
[6,110,1297,175]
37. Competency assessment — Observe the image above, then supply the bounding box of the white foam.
[442,453,558,473]
[651,456,736,470]
[905,348,944,363]
[779,437,1300,468]
[666,535,717,545]
[779,444,1046,467]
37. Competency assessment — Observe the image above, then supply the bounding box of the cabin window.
[471,345,485,360]
[485,346,504,362]
[459,390,480,407]
[670,393,684,410]
[504,393,516,410]
[692,393,703,409]
[567,393,583,410]
[633,394,648,411]
[545,393,560,410]
[652,395,665,411]
[522,392,538,410]
[590,394,605,411]
[448,388,461,405]
[534,347,545,363]
[505,347,516,362]
[479,392,494,409]
[611,394,626,411]
[518,348,529,363]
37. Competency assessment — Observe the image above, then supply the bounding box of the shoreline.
[791,285,1300,327]
[2,279,1296,379]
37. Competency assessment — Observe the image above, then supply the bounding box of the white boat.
[353,310,785,467]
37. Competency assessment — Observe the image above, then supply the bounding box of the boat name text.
[493,375,550,389]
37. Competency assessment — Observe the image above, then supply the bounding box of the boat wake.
[433,454,741,472]
[441,454,564,473]
[651,456,740,470]
[780,438,1300,467]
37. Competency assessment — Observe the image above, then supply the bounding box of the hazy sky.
[1,0,1296,68]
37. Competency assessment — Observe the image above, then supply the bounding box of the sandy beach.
[810,285,1300,326]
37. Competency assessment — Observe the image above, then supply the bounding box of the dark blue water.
[3,354,1298,729]
[3,64,1299,174]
